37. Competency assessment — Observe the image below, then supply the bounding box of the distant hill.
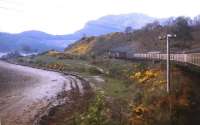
[0,13,161,53]
[0,31,78,52]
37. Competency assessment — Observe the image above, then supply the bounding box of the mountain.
[74,13,156,36]
[0,13,159,53]
[0,31,79,52]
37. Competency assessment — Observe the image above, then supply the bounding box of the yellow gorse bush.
[129,104,152,125]
[70,43,91,55]
[47,62,65,71]
[47,51,60,57]
[134,72,142,79]
[130,70,160,84]
[133,104,150,116]
[75,45,88,54]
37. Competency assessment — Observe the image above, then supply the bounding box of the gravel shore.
[0,61,72,125]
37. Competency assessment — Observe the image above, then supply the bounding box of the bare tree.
[125,26,133,33]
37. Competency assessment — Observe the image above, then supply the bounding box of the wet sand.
[0,61,73,125]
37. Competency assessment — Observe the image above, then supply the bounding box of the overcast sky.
[0,0,200,35]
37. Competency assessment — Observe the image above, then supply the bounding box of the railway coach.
[109,49,200,67]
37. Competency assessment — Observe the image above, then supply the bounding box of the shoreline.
[0,61,90,125]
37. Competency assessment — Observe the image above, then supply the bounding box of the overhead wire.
[0,0,23,12]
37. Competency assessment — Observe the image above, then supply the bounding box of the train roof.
[110,46,136,53]
[182,48,200,54]
[147,51,161,54]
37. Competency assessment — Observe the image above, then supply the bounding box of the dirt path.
[0,61,83,125]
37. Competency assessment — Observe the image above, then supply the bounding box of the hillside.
[65,32,139,56]
[65,16,200,56]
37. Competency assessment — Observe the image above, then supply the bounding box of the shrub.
[73,91,109,125]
